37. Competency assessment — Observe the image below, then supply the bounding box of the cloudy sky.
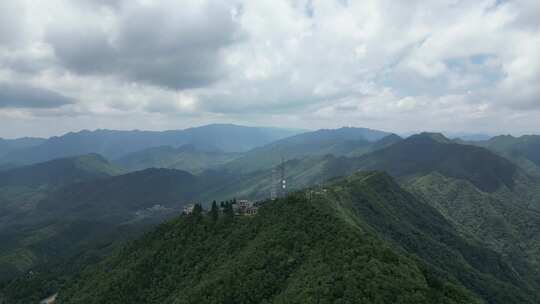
[0,0,539,138]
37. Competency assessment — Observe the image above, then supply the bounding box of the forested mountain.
[0,167,203,289]
[473,135,540,177]
[114,145,241,174]
[221,127,395,174]
[0,154,122,189]
[55,172,539,303]
[0,124,301,166]
[353,133,519,192]
[206,132,522,200]
[1,129,540,304]
[38,168,200,218]
[198,133,540,288]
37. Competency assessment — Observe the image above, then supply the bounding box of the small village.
[183,199,260,216]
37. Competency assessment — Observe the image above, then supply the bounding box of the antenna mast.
[280,155,287,197]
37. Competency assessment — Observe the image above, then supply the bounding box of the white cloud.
[0,0,539,137]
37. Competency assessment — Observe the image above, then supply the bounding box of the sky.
[0,0,539,138]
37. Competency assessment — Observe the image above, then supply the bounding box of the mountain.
[0,154,122,189]
[221,127,394,174]
[0,167,202,287]
[0,137,45,158]
[353,133,519,192]
[209,132,520,200]
[200,133,540,285]
[445,132,492,141]
[475,135,540,176]
[114,145,241,174]
[0,124,302,166]
[37,168,200,219]
[54,172,539,304]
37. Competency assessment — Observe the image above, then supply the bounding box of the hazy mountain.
[0,124,302,166]
[0,154,122,189]
[114,145,241,174]
[221,127,393,174]
[0,137,45,158]
[55,172,538,304]
[445,132,492,141]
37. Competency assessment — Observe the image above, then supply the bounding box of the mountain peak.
[409,132,452,143]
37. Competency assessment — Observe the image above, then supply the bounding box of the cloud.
[0,83,74,109]
[45,0,243,90]
[0,2,27,47]
[1,0,540,137]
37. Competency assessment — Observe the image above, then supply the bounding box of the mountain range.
[56,172,539,303]
[1,125,539,303]
[0,124,302,166]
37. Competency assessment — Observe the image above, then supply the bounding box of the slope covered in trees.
[220,127,394,174]
[0,154,122,189]
[56,172,539,304]
[473,135,540,177]
[114,144,241,174]
[0,167,200,285]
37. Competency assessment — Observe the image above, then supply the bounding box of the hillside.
[55,172,539,303]
[475,135,540,176]
[114,145,241,174]
[37,168,200,218]
[206,133,522,200]
[222,128,394,174]
[404,172,540,281]
[0,154,122,189]
[0,124,301,166]
[0,168,200,286]
[353,133,519,192]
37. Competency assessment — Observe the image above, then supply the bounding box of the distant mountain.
[0,124,302,165]
[445,132,492,141]
[0,163,17,171]
[0,154,122,188]
[114,145,241,174]
[0,137,45,158]
[55,172,539,304]
[221,127,394,174]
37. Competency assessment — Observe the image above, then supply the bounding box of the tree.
[224,201,234,218]
[193,203,203,217]
[210,200,219,221]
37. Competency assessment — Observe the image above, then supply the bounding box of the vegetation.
[53,171,540,303]
[404,172,540,282]
[2,130,540,303]
[114,145,241,174]
[57,184,479,303]
[221,128,394,174]
[472,135,540,177]
[0,154,122,188]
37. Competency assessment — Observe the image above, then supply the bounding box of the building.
[183,204,195,215]
[234,199,258,216]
